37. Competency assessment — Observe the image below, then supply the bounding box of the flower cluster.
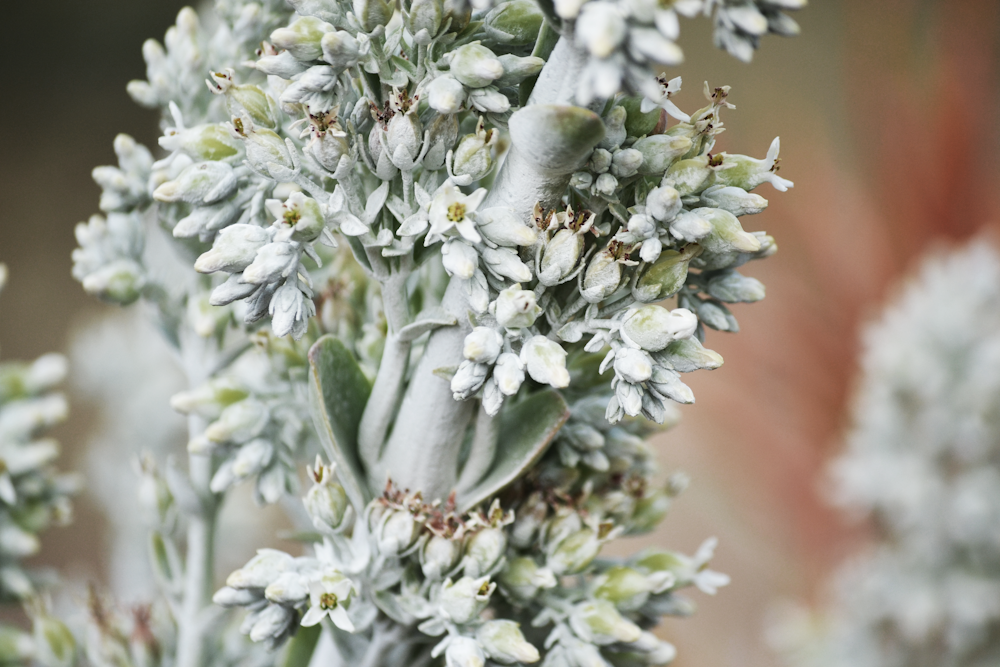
[61,0,802,664]
[219,460,724,665]
[774,240,1000,667]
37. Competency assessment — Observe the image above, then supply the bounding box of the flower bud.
[581,249,621,303]
[443,0,472,32]
[320,30,362,70]
[468,87,510,114]
[669,210,711,243]
[569,599,642,645]
[235,117,294,177]
[493,286,541,328]
[256,50,309,78]
[619,95,661,138]
[594,172,618,197]
[442,240,479,279]
[154,161,237,205]
[450,44,504,88]
[646,185,682,222]
[304,467,353,534]
[614,348,652,384]
[81,259,146,305]
[611,147,643,178]
[589,148,612,173]
[241,242,297,285]
[633,245,700,302]
[194,224,270,274]
[422,535,463,579]
[599,105,627,150]
[547,527,604,574]
[269,281,313,339]
[484,0,543,45]
[353,0,394,31]
[210,73,280,129]
[663,155,715,197]
[270,16,333,61]
[706,270,765,303]
[477,208,537,247]
[480,246,532,283]
[205,399,269,444]
[32,614,76,667]
[477,620,540,664]
[464,327,503,364]
[227,549,294,589]
[424,113,460,170]
[427,75,466,114]
[451,360,490,399]
[593,565,671,611]
[621,305,697,352]
[520,336,570,388]
[648,366,694,404]
[213,585,263,607]
[539,229,584,286]
[463,527,506,577]
[629,488,672,533]
[699,184,767,216]
[306,124,349,172]
[159,123,242,162]
[693,207,761,255]
[376,509,423,555]
[264,571,310,606]
[446,637,485,667]
[407,0,444,37]
[570,172,593,190]
[659,336,724,372]
[499,557,555,600]
[249,603,295,643]
[386,111,423,169]
[368,124,399,181]
[451,120,497,181]
[576,2,626,58]
[439,576,495,624]
[695,299,738,332]
[493,353,525,395]
[495,54,545,87]
[633,134,692,175]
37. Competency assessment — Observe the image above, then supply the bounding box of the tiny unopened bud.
[321,30,362,69]
[377,509,422,555]
[205,399,269,443]
[621,305,697,352]
[477,620,540,664]
[407,0,444,37]
[227,549,294,589]
[451,119,497,181]
[477,207,537,247]
[493,285,541,328]
[480,246,532,283]
[153,161,237,205]
[464,327,503,364]
[442,240,479,279]
[194,224,271,274]
[270,16,333,61]
[493,353,525,395]
[353,0,394,31]
[304,469,353,534]
[424,113,460,170]
[81,259,146,305]
[594,172,618,197]
[452,360,490,399]
[484,0,544,46]
[427,75,466,114]
[633,134,692,175]
[539,229,584,286]
[581,249,622,303]
[611,148,643,178]
[446,637,486,667]
[695,207,761,255]
[450,44,505,88]
[589,148,612,174]
[241,242,297,285]
[569,599,642,645]
[520,336,570,388]
[422,535,463,579]
[646,185,682,222]
[614,348,652,384]
[547,527,602,574]
[463,527,507,577]
[633,245,700,302]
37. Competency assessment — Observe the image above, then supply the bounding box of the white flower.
[442,240,480,280]
[464,327,503,364]
[493,353,525,395]
[426,183,487,245]
[301,572,356,630]
[576,2,627,59]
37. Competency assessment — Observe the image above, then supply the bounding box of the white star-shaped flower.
[300,572,356,631]
[426,183,487,246]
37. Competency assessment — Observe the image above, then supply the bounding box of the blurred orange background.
[1,1,998,665]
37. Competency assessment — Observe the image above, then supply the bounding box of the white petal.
[301,606,327,627]
[330,605,355,632]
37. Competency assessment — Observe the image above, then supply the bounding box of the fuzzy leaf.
[398,308,458,342]
[456,389,569,511]
[308,335,373,511]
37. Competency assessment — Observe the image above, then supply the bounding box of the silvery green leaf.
[706,270,766,303]
[398,309,459,343]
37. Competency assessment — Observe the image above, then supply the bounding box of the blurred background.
[1,0,998,665]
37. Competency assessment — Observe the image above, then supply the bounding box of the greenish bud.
[159,123,241,161]
[153,161,238,205]
[706,269,765,303]
[655,336,724,372]
[81,259,145,305]
[234,116,294,177]
[547,527,602,574]
[304,459,353,533]
[484,0,544,45]
[569,599,642,645]
[443,0,472,32]
[581,247,622,303]
[204,399,269,444]
[477,620,541,664]
[463,527,507,577]
[493,284,541,328]
[699,184,768,216]
[589,148,612,173]
[634,134,692,176]
[0,625,33,663]
[406,0,444,37]
[621,305,697,352]
[694,207,761,258]
[451,118,497,181]
[710,137,793,192]
[355,0,394,30]
[33,614,75,667]
[208,71,280,129]
[450,44,504,88]
[495,54,545,87]
[539,228,585,286]
[270,16,333,61]
[593,565,662,610]
[421,535,464,579]
[439,576,496,623]
[629,490,672,534]
[611,147,643,178]
[499,557,556,600]
[424,112,460,170]
[633,245,700,302]
[599,105,627,150]
[619,96,661,138]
